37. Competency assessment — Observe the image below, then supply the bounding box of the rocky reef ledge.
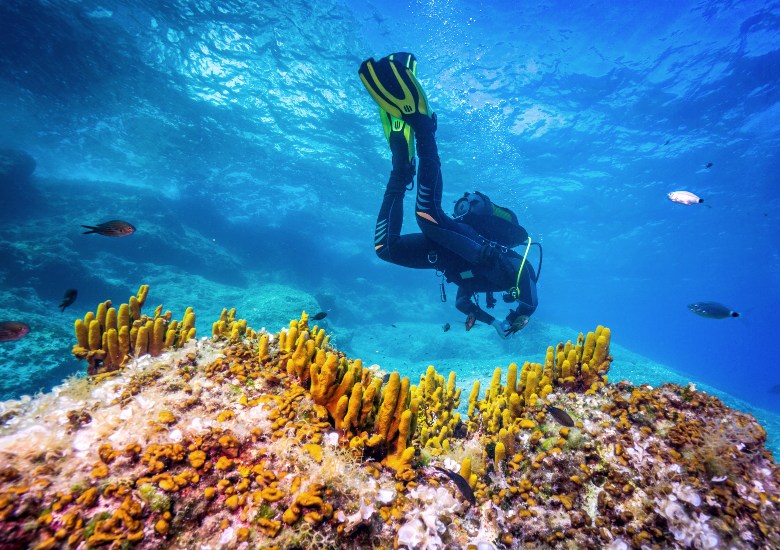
[1,292,778,549]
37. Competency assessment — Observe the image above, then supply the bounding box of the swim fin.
[381,107,416,170]
[359,52,435,133]
[377,54,416,168]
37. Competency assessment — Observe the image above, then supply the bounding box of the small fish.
[704,162,713,169]
[0,321,30,342]
[688,302,740,319]
[442,323,451,332]
[545,404,575,427]
[667,191,704,205]
[433,466,476,505]
[663,139,670,145]
[311,311,327,321]
[769,384,780,395]
[59,288,78,312]
[81,220,136,237]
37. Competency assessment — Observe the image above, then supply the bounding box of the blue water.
[0,1,778,418]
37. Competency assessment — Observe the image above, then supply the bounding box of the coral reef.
[1,290,779,549]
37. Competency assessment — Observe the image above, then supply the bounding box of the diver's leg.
[374,94,433,269]
[375,168,433,269]
[414,120,493,265]
[360,53,489,265]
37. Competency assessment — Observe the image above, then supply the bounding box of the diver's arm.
[454,286,495,325]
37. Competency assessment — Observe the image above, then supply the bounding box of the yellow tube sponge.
[341,383,363,433]
[105,307,117,332]
[524,370,538,404]
[118,303,130,330]
[137,284,149,306]
[150,318,165,357]
[383,409,415,475]
[495,441,506,469]
[135,326,148,357]
[118,326,130,356]
[372,372,400,444]
[129,296,141,321]
[75,319,88,349]
[258,333,269,359]
[505,363,517,399]
[88,320,101,351]
[106,329,121,367]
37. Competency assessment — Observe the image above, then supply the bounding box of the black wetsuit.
[374,121,538,327]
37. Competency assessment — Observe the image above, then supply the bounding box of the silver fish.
[688,302,739,319]
[668,191,704,205]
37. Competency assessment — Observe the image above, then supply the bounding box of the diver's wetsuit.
[374,128,538,326]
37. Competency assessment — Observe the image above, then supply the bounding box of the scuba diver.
[358,52,540,339]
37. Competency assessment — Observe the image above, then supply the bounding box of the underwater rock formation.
[0,290,778,549]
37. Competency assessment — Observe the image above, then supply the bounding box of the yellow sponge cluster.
[248,312,417,478]
[412,366,462,454]
[279,313,330,385]
[71,285,197,375]
[212,308,248,340]
[465,327,611,466]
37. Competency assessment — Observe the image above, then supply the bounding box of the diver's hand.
[492,319,510,340]
[505,315,530,336]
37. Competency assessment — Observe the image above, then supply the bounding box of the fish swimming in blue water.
[688,302,740,319]
[311,311,327,321]
[82,220,135,237]
[0,321,30,342]
[59,288,77,312]
[668,191,704,205]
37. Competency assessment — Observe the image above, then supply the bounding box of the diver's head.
[453,191,490,219]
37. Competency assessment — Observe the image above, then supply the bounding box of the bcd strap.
[510,237,532,300]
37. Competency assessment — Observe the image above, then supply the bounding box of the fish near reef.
[432,466,476,505]
[668,191,704,205]
[545,404,575,427]
[442,323,451,332]
[311,311,327,321]
[688,302,740,319]
[0,321,30,342]
[81,220,136,237]
[59,288,77,312]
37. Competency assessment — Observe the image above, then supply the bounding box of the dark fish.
[442,323,451,332]
[704,162,713,168]
[663,139,670,145]
[688,302,739,319]
[59,288,78,312]
[433,466,476,505]
[0,321,30,342]
[391,324,397,328]
[81,220,135,237]
[545,405,575,427]
[311,311,327,321]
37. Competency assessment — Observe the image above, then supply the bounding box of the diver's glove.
[491,319,510,340]
[486,292,497,309]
